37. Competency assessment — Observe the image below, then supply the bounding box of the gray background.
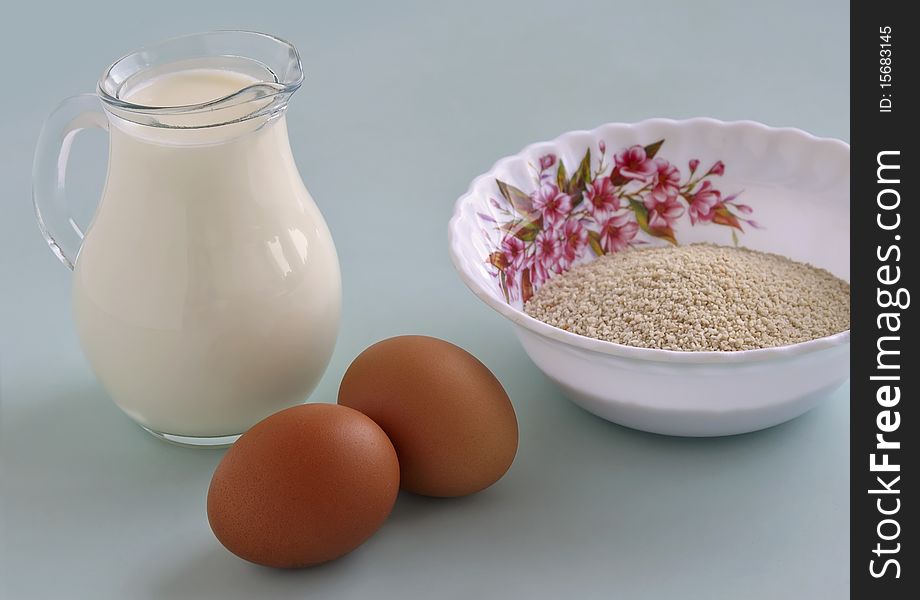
[0,1,849,598]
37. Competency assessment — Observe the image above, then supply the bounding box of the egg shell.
[207,403,399,568]
[338,335,518,498]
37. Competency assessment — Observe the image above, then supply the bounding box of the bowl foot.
[552,379,846,437]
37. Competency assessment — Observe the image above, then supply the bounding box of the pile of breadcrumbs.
[524,244,850,351]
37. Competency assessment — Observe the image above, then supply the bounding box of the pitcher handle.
[32,94,109,270]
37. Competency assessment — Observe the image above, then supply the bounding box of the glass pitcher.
[32,31,342,446]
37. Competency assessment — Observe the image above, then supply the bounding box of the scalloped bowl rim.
[448,118,850,365]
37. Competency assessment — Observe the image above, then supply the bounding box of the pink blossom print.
[649,158,681,203]
[584,177,620,217]
[560,219,589,268]
[614,145,657,180]
[533,228,563,274]
[687,180,721,224]
[539,154,557,171]
[646,196,685,230]
[529,250,560,288]
[501,235,527,272]
[484,140,752,303]
[598,213,639,254]
[532,184,573,229]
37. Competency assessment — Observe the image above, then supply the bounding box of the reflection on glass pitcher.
[33,31,342,446]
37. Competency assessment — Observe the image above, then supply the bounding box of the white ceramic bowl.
[449,118,849,436]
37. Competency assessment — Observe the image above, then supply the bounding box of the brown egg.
[338,335,518,498]
[207,403,399,568]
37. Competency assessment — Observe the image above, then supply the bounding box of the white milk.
[72,69,342,438]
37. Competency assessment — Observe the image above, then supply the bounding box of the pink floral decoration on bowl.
[479,139,759,304]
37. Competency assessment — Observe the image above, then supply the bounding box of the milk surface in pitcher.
[33,33,342,445]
